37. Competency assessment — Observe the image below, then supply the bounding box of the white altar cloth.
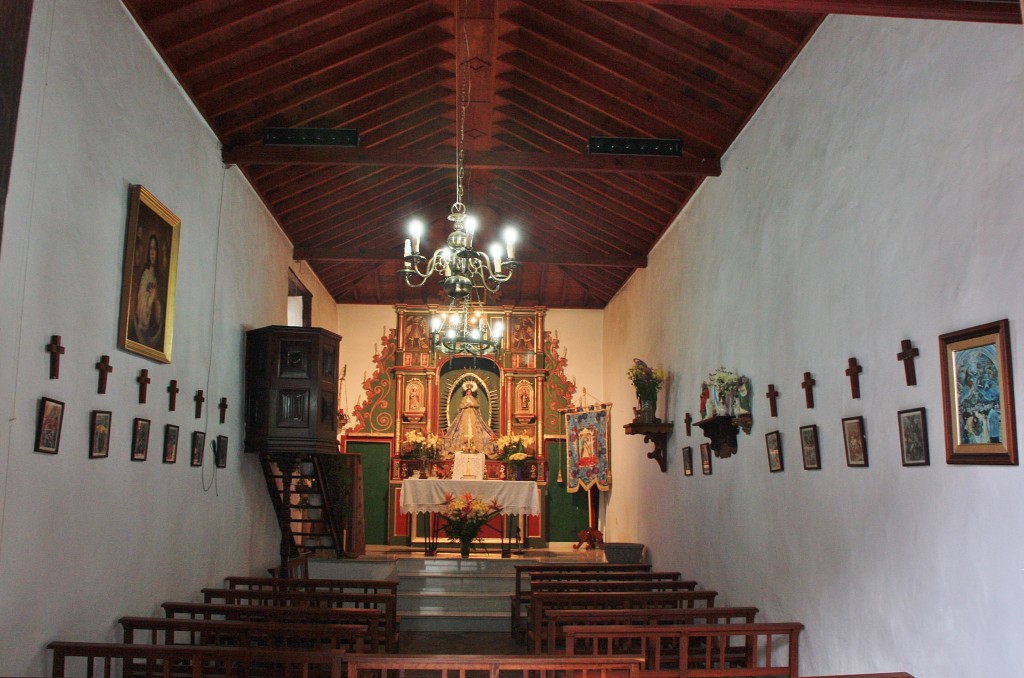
[399,479,541,516]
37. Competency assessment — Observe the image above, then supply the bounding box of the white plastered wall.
[0,1,335,672]
[604,16,1024,678]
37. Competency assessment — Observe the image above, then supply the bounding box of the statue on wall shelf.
[442,381,497,458]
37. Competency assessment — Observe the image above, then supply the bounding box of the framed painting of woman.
[117,185,180,363]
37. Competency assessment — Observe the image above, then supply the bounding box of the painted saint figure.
[133,234,164,348]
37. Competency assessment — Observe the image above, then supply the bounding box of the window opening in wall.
[288,269,312,327]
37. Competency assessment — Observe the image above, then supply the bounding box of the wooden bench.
[225,576,399,596]
[564,622,804,678]
[201,588,399,652]
[162,601,383,651]
[345,652,645,678]
[511,565,664,638]
[119,615,374,652]
[544,606,760,655]
[803,675,915,678]
[48,641,346,678]
[529,590,719,654]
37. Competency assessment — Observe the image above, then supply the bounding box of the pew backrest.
[118,615,372,652]
[545,606,760,654]
[225,576,399,595]
[48,641,345,678]
[345,652,645,678]
[564,622,804,678]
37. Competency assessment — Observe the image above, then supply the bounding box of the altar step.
[396,555,523,633]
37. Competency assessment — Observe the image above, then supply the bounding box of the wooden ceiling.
[123,0,1021,308]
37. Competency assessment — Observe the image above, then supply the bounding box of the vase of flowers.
[497,433,535,480]
[707,367,743,416]
[628,359,666,424]
[439,492,502,558]
[403,430,442,478]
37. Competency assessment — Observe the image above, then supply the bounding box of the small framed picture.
[163,424,180,463]
[800,424,821,470]
[35,397,65,454]
[89,410,112,459]
[939,319,1017,465]
[682,446,693,476]
[765,430,783,472]
[898,407,929,467]
[215,435,229,468]
[700,443,712,475]
[131,418,151,461]
[842,416,868,467]
[190,431,206,467]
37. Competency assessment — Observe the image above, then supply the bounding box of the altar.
[400,479,541,555]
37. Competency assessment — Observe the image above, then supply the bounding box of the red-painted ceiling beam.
[583,0,1021,24]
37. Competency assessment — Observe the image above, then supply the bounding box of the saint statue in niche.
[442,381,497,458]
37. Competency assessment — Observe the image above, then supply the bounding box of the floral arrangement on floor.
[439,492,502,542]
[627,358,666,404]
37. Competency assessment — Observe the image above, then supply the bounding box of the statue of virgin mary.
[442,381,497,458]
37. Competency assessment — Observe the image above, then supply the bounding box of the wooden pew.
[544,606,761,655]
[48,641,346,678]
[119,615,374,652]
[225,576,399,596]
[345,652,645,678]
[529,590,719,654]
[803,674,914,678]
[162,601,383,651]
[510,564,657,637]
[564,622,804,678]
[200,588,399,652]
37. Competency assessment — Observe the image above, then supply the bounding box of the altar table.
[399,479,541,555]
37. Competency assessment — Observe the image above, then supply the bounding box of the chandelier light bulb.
[503,227,518,260]
[489,242,503,273]
[492,319,504,338]
[408,219,424,255]
[430,315,442,332]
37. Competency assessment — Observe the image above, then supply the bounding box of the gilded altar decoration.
[404,378,426,422]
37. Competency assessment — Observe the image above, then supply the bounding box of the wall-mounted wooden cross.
[801,372,816,409]
[845,357,863,399]
[765,383,780,417]
[137,369,151,404]
[167,380,179,411]
[194,389,205,418]
[684,412,692,436]
[897,339,920,386]
[46,335,65,379]
[95,355,113,394]
[219,397,229,424]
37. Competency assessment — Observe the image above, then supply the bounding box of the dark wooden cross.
[45,335,65,379]
[801,372,816,409]
[897,339,920,386]
[684,412,692,436]
[219,397,229,424]
[194,389,205,418]
[95,355,113,394]
[765,383,780,417]
[167,379,179,411]
[137,369,151,404]
[845,357,863,399]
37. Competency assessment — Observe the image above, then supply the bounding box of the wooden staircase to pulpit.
[245,325,355,571]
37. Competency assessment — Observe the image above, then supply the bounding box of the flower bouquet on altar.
[440,492,502,557]
[403,430,442,478]
[497,433,535,480]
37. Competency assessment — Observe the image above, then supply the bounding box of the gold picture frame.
[117,185,180,363]
[939,319,1017,465]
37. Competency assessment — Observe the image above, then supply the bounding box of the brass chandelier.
[398,21,520,300]
[429,295,503,357]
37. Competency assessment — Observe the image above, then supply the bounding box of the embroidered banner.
[565,405,612,492]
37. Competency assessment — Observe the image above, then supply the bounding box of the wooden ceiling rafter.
[500,28,738,146]
[539,170,672,236]
[527,170,664,239]
[585,0,1022,24]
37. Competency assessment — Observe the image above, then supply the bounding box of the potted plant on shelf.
[439,492,503,558]
[627,358,666,424]
[403,430,442,478]
[497,433,535,480]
